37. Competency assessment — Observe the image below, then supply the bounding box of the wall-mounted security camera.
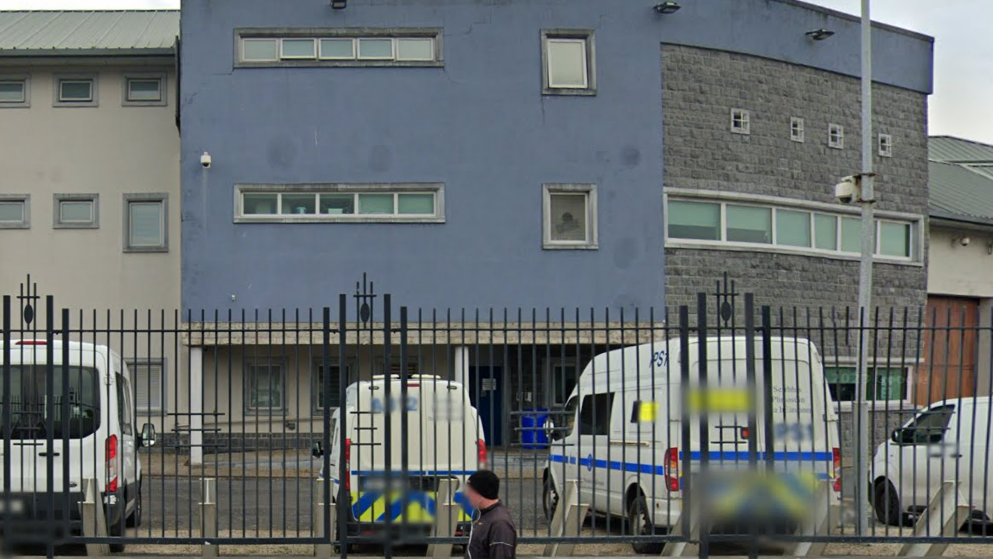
[953,235,972,247]
[200,151,212,169]
[834,175,860,204]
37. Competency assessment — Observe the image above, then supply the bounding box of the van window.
[116,374,133,436]
[579,393,614,436]
[0,365,100,439]
[904,405,954,445]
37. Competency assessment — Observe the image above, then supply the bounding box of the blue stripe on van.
[549,452,833,480]
[349,470,476,476]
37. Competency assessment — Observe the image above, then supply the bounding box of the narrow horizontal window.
[0,79,26,105]
[236,184,444,223]
[124,75,165,105]
[542,30,595,95]
[0,196,29,229]
[666,196,920,262]
[55,76,98,107]
[54,194,99,229]
[237,31,442,67]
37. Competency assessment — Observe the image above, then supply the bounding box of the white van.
[542,336,842,553]
[0,340,156,549]
[871,397,992,527]
[315,374,486,539]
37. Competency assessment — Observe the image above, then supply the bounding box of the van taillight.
[478,440,487,468]
[664,447,679,492]
[106,435,119,493]
[405,383,420,388]
[344,438,352,492]
[832,447,842,493]
[15,340,46,346]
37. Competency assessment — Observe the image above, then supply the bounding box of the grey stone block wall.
[661,45,929,335]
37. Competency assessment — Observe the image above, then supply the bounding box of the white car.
[870,397,991,527]
[0,340,156,550]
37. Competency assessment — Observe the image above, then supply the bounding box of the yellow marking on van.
[688,388,751,412]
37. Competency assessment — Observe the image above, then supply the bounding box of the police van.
[315,374,486,540]
[542,336,842,553]
[0,340,156,550]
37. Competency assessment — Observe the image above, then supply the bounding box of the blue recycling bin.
[520,409,550,449]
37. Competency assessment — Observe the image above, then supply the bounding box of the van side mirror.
[544,418,563,442]
[892,428,914,445]
[140,423,156,448]
[312,442,324,458]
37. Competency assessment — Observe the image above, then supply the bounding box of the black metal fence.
[2,279,992,558]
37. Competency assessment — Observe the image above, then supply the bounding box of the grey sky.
[1,0,989,144]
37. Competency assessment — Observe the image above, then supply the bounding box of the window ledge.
[543,242,599,250]
[542,87,597,97]
[235,215,445,224]
[124,246,169,254]
[235,59,443,69]
[665,239,922,267]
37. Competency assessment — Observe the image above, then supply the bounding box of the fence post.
[426,477,459,559]
[542,480,588,557]
[79,478,110,557]
[314,477,334,557]
[898,481,971,557]
[200,477,218,558]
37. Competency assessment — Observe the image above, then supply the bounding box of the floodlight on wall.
[806,29,835,41]
[653,2,681,14]
[331,0,346,9]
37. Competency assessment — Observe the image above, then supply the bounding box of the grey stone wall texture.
[661,45,929,335]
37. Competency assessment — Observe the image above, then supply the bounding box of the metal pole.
[855,0,875,536]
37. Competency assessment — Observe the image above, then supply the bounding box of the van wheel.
[127,482,142,528]
[873,479,903,527]
[542,475,559,521]
[628,495,663,555]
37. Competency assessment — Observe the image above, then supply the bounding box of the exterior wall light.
[331,0,347,9]
[806,29,835,41]
[653,2,681,14]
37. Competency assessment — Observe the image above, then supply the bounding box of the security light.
[653,2,681,14]
[331,0,346,9]
[806,29,835,41]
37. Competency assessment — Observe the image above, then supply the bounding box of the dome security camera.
[200,152,212,169]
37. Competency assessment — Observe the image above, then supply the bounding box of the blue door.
[470,366,504,447]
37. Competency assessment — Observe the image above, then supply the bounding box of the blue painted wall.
[179,0,932,314]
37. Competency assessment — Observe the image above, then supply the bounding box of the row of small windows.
[731,109,893,157]
[0,194,169,252]
[235,183,598,250]
[666,197,916,260]
[236,29,596,96]
[0,74,166,108]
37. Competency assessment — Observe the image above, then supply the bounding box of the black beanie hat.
[467,470,500,500]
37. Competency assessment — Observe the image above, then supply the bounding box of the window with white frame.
[128,359,165,414]
[730,108,750,135]
[53,194,98,229]
[124,75,165,105]
[828,123,844,149]
[790,117,804,142]
[237,30,442,66]
[879,133,893,158]
[55,75,97,106]
[124,194,168,252]
[236,184,444,223]
[541,30,595,95]
[246,359,284,412]
[666,196,918,261]
[0,195,29,229]
[547,359,580,406]
[543,184,598,249]
[824,365,908,403]
[0,76,28,107]
[313,361,350,412]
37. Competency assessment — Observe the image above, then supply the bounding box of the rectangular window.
[731,108,750,135]
[542,30,595,95]
[236,184,443,223]
[665,195,920,262]
[791,117,804,142]
[543,184,598,249]
[775,209,811,247]
[726,205,771,244]
[0,77,28,107]
[668,200,721,241]
[56,76,97,106]
[128,359,165,414]
[579,393,614,436]
[824,366,907,402]
[828,123,844,149]
[54,194,99,229]
[246,359,283,412]
[237,31,442,67]
[814,213,838,251]
[878,220,911,258]
[124,194,168,252]
[124,75,165,105]
[879,133,893,158]
[548,360,579,406]
[0,195,29,229]
[313,361,347,411]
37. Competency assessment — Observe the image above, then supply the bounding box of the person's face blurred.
[464,484,483,510]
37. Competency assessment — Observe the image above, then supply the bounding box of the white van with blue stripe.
[542,336,841,553]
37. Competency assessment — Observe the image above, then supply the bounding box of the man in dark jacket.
[464,470,517,559]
